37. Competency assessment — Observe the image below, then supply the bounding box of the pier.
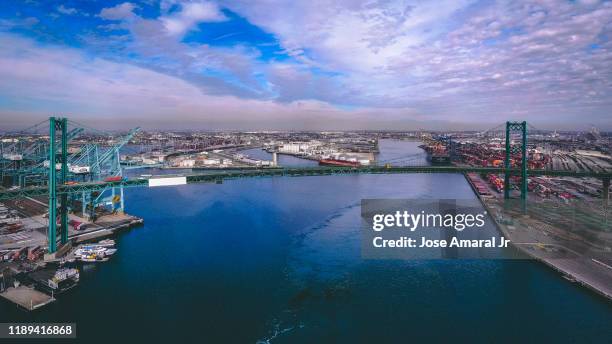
[466,173,612,301]
[0,286,55,311]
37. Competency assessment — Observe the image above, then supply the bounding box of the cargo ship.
[427,153,451,165]
[318,159,361,167]
[419,144,451,165]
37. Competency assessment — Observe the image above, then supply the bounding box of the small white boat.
[97,239,116,247]
[74,243,117,261]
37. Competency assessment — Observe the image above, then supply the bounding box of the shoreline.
[464,173,612,301]
[0,213,143,310]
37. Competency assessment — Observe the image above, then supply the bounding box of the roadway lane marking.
[592,259,612,270]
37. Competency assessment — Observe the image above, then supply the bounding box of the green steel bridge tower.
[504,121,528,201]
[47,116,69,253]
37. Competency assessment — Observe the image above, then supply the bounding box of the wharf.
[71,213,143,244]
[0,286,55,311]
[464,173,612,301]
[0,211,143,252]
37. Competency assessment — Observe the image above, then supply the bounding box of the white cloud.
[3,1,612,129]
[220,0,612,126]
[0,17,38,30]
[160,1,227,36]
[0,33,425,130]
[57,5,78,15]
[99,2,137,21]
[92,1,256,98]
[222,0,473,74]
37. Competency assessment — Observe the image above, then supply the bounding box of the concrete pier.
[464,173,612,301]
[467,174,612,301]
[0,286,55,311]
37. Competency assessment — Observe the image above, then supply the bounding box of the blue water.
[376,139,427,166]
[1,140,611,343]
[241,148,318,167]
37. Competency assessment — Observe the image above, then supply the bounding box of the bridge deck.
[1,166,610,200]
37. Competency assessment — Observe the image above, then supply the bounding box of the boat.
[419,144,451,165]
[318,159,360,167]
[46,268,79,292]
[78,253,109,262]
[74,242,117,261]
[75,246,104,256]
[427,153,451,165]
[97,239,116,247]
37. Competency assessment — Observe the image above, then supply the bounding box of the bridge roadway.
[1,165,611,201]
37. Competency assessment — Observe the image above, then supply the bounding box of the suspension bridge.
[1,117,611,254]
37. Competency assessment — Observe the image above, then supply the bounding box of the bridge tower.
[272,151,278,167]
[504,121,527,201]
[47,117,70,254]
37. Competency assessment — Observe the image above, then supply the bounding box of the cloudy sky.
[0,0,611,130]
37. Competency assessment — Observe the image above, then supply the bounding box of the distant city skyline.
[0,0,611,130]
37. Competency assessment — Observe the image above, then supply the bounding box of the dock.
[71,213,143,245]
[0,209,143,253]
[0,286,55,311]
[465,173,612,301]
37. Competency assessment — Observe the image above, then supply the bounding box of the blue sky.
[0,0,611,130]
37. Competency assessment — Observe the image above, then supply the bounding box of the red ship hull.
[318,159,360,167]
